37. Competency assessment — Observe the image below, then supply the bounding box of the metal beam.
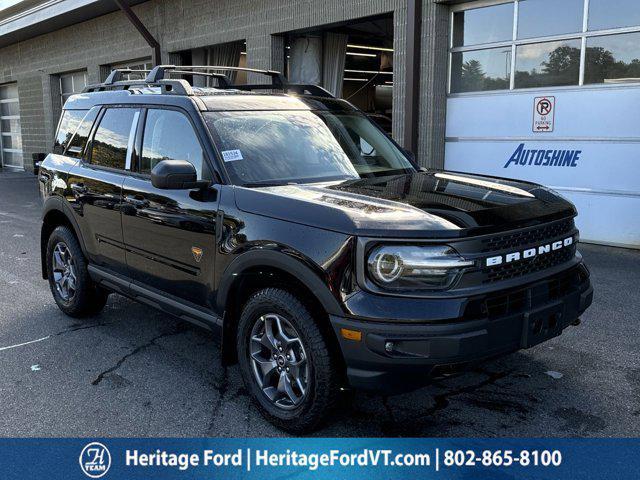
[113,0,161,66]
[403,0,422,155]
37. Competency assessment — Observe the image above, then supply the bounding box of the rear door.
[68,106,140,276]
[121,107,219,309]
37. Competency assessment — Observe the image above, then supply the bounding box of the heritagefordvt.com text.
[126,449,432,472]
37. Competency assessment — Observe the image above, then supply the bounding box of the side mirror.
[151,160,210,190]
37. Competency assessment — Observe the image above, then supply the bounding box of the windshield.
[204,110,415,186]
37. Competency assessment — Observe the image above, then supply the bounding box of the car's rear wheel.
[237,288,341,433]
[46,226,108,317]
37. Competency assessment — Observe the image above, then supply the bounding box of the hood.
[233,171,576,238]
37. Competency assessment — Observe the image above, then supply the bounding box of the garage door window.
[449,0,640,93]
[0,83,22,169]
[60,71,87,108]
[111,59,152,80]
[585,31,640,85]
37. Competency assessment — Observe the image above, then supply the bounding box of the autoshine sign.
[503,144,581,169]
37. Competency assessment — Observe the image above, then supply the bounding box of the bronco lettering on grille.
[485,236,574,267]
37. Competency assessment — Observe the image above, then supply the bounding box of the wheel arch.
[217,250,344,365]
[41,198,86,279]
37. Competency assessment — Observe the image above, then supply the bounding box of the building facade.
[0,0,638,248]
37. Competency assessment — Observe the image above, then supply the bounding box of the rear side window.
[66,107,100,158]
[90,108,138,170]
[53,109,86,154]
[140,109,204,178]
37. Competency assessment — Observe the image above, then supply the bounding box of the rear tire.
[237,288,342,433]
[46,226,108,318]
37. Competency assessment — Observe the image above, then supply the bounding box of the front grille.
[465,265,585,321]
[480,218,574,253]
[481,244,576,284]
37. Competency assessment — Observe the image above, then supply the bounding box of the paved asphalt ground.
[0,170,638,437]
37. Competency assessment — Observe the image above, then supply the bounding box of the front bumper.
[331,263,593,393]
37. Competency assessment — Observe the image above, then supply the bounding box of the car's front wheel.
[237,288,342,433]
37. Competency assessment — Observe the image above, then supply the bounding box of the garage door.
[0,83,22,169]
[443,0,640,249]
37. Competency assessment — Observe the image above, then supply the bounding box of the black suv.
[39,66,593,432]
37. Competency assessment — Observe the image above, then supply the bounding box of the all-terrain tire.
[46,225,108,317]
[237,288,342,433]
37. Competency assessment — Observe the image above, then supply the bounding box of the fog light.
[384,341,394,353]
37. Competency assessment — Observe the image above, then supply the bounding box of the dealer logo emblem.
[79,442,111,478]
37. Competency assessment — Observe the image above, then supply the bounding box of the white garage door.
[444,0,640,249]
[0,83,22,170]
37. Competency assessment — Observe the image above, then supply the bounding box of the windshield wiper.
[240,181,290,188]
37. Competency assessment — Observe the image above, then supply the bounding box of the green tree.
[461,59,486,91]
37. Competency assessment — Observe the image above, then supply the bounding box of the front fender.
[215,248,344,317]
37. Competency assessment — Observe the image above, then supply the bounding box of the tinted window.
[515,39,581,88]
[452,3,513,47]
[67,107,100,158]
[517,0,583,39]
[589,0,640,31]
[90,108,137,170]
[584,32,640,85]
[140,109,204,177]
[54,110,86,154]
[451,48,512,93]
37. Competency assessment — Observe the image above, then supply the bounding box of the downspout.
[113,0,162,66]
[403,0,422,156]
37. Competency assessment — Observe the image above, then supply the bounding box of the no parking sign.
[533,96,555,132]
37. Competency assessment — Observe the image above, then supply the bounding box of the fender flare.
[41,197,88,277]
[215,249,343,317]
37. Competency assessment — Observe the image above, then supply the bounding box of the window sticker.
[221,149,244,162]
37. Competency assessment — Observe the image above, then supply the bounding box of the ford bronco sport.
[39,66,593,432]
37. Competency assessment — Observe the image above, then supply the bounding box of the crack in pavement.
[0,322,112,353]
[206,366,229,434]
[91,326,187,386]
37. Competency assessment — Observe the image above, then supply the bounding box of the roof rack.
[82,65,335,98]
[149,65,335,98]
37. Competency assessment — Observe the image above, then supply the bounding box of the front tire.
[46,226,108,317]
[237,288,341,433]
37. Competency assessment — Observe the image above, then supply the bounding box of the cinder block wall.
[0,0,449,172]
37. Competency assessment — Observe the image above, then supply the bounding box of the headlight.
[367,245,474,291]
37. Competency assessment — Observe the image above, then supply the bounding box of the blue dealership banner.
[0,438,637,479]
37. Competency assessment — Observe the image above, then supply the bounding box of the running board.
[88,265,222,333]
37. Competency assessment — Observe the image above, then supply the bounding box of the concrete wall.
[0,0,450,171]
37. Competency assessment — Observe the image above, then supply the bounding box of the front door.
[121,107,219,309]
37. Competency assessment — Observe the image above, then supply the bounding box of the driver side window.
[140,109,205,178]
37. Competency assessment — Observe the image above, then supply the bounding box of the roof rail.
[83,66,335,99]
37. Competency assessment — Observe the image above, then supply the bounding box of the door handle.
[124,194,149,208]
[70,182,87,194]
